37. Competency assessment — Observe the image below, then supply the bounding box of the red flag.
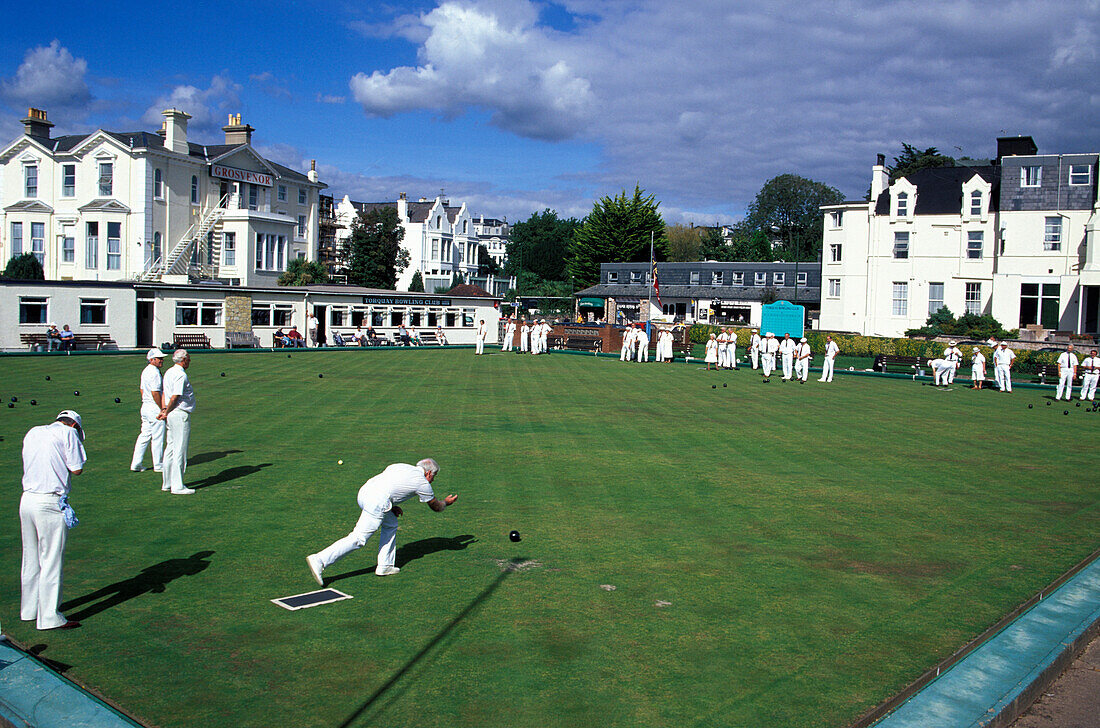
[652,259,661,308]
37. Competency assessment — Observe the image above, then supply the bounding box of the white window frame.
[85,222,98,269]
[966,231,983,260]
[176,300,223,327]
[297,215,307,239]
[98,162,113,196]
[829,243,842,263]
[11,222,23,255]
[223,232,236,266]
[62,235,75,263]
[828,279,840,298]
[732,271,744,286]
[754,271,766,286]
[19,296,49,324]
[61,164,76,197]
[30,222,45,264]
[896,191,908,217]
[965,282,981,315]
[1068,164,1090,186]
[830,210,843,228]
[607,271,618,283]
[79,297,108,325]
[893,232,909,259]
[277,185,287,202]
[24,164,38,198]
[1021,165,1042,187]
[928,282,944,316]
[1044,217,1062,251]
[969,190,982,216]
[797,271,808,286]
[154,168,164,199]
[891,282,908,317]
[773,272,785,286]
[712,271,723,286]
[106,222,122,270]
[689,271,699,285]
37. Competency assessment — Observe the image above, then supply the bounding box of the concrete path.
[1011,632,1100,728]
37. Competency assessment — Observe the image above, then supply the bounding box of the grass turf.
[0,349,1097,728]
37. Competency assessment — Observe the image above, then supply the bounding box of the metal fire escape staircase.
[139,194,229,281]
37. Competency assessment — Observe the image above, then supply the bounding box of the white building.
[1,108,325,287]
[333,193,481,291]
[2,279,500,350]
[819,136,1100,338]
[473,215,509,269]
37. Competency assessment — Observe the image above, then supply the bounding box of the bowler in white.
[130,348,166,473]
[21,410,86,630]
[159,349,196,494]
[1080,350,1099,401]
[307,459,458,583]
[1055,346,1078,401]
[819,336,839,382]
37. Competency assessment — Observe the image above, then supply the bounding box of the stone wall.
[225,294,252,334]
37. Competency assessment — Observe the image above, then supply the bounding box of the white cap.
[766,332,774,337]
[147,347,167,360]
[973,346,980,351]
[949,341,957,346]
[800,337,807,342]
[56,410,84,440]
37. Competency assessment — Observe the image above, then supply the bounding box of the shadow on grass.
[191,463,271,490]
[188,449,244,465]
[60,551,215,622]
[326,535,478,584]
[26,644,72,674]
[338,557,523,728]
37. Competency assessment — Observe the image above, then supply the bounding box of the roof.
[447,283,493,297]
[875,165,1000,216]
[576,283,820,302]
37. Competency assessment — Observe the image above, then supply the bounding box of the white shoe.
[306,555,324,586]
[130,466,147,472]
[375,566,401,576]
[161,485,170,491]
[171,487,196,495]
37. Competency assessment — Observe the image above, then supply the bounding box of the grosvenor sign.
[211,164,273,187]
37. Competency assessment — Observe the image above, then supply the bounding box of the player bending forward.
[306,459,458,584]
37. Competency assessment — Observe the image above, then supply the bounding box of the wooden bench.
[225,331,260,349]
[418,332,441,346]
[20,332,115,351]
[564,336,601,352]
[173,333,212,350]
[878,355,931,372]
[547,335,566,350]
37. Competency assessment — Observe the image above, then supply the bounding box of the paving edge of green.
[0,638,146,728]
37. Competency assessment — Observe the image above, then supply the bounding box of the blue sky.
[1,1,1097,225]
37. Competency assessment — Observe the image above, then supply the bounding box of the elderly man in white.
[1056,345,1078,401]
[501,318,516,351]
[994,343,1016,392]
[475,319,487,355]
[930,358,956,387]
[520,319,530,353]
[620,326,635,361]
[158,349,197,495]
[636,325,650,362]
[970,347,987,390]
[761,332,779,381]
[819,336,840,382]
[21,410,86,630]
[130,348,167,473]
[749,329,762,369]
[778,333,796,381]
[716,328,730,369]
[307,458,458,583]
[943,341,963,385]
[1080,349,1099,401]
[794,337,812,382]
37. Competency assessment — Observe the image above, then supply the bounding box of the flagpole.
[647,231,654,339]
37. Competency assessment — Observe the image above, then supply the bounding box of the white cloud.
[316,93,346,104]
[348,0,1100,215]
[141,75,242,133]
[1,40,91,111]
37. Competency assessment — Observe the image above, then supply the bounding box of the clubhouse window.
[330,306,347,326]
[607,271,618,283]
[773,272,785,286]
[250,303,291,327]
[19,296,48,324]
[177,301,222,326]
[390,310,404,327]
[80,298,107,325]
[732,271,744,286]
[797,271,808,286]
[712,271,723,286]
[462,309,475,327]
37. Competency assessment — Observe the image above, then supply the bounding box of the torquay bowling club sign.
[211,163,273,187]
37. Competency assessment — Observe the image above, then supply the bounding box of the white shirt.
[140,364,163,405]
[476,323,487,340]
[825,341,839,359]
[22,422,86,496]
[765,338,779,354]
[750,334,761,351]
[778,338,795,355]
[163,364,196,413]
[795,343,811,359]
[307,316,318,333]
[357,463,437,517]
[994,348,1016,366]
[1081,356,1100,373]
[944,347,962,362]
[972,352,985,367]
[1057,352,1079,371]
[717,332,729,346]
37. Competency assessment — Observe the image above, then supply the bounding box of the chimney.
[22,108,54,138]
[871,153,889,200]
[162,108,191,155]
[399,192,407,200]
[307,159,318,183]
[996,135,1037,161]
[222,113,254,145]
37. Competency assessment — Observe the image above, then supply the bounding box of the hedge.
[687,324,1060,375]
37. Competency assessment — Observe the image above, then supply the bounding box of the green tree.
[476,245,501,276]
[890,144,956,181]
[343,207,409,290]
[742,174,844,263]
[408,270,424,292]
[505,209,579,281]
[2,253,45,280]
[277,258,329,286]
[732,228,775,262]
[699,227,735,262]
[567,186,668,288]
[666,224,703,261]
[450,272,465,289]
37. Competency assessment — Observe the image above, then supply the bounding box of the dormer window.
[712,271,723,285]
[1021,165,1042,187]
[970,190,982,216]
[607,271,618,283]
[1069,164,1091,186]
[896,192,908,217]
[689,271,700,285]
[630,271,641,283]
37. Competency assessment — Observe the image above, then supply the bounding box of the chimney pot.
[22,107,54,138]
[222,114,254,145]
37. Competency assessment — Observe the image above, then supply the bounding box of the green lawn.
[0,349,1097,728]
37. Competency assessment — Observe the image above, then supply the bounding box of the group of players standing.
[495,318,554,355]
[617,324,678,363]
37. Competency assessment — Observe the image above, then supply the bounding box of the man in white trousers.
[778,333,796,381]
[943,341,963,385]
[988,340,1003,390]
[130,348,166,473]
[727,329,737,369]
[520,319,530,353]
[636,326,650,362]
[1055,345,1078,401]
[716,328,729,369]
[306,459,457,583]
[794,337,812,382]
[502,318,516,351]
[1079,349,1099,401]
[749,330,761,369]
[819,336,839,382]
[762,332,779,381]
[620,326,635,361]
[930,358,955,386]
[994,343,1016,392]
[21,410,86,630]
[158,349,196,494]
[475,320,487,355]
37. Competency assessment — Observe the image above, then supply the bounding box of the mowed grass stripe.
[0,350,1097,728]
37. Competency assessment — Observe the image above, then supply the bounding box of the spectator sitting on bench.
[58,325,76,352]
[333,331,346,346]
[397,324,411,346]
[285,325,306,348]
[353,326,366,346]
[46,323,63,351]
[274,328,291,347]
[365,325,378,342]
[436,325,448,345]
